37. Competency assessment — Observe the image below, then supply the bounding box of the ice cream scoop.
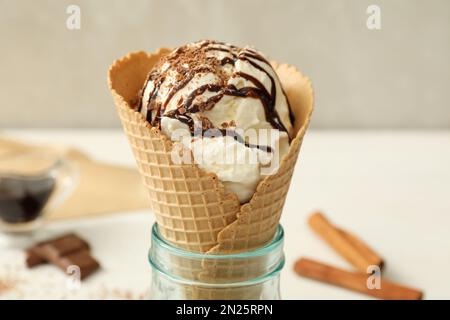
[110,43,314,254]
[137,40,295,203]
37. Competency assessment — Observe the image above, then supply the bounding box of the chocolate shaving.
[137,40,294,150]
[0,278,15,294]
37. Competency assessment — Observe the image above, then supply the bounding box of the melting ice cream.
[137,40,294,203]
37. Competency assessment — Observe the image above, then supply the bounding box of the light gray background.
[1,0,449,129]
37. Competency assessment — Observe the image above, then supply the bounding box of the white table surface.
[1,129,449,299]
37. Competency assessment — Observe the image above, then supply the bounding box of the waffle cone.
[108,49,314,255]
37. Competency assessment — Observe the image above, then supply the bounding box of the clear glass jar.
[148,223,285,300]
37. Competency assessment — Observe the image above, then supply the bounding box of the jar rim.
[150,223,284,260]
[148,223,285,287]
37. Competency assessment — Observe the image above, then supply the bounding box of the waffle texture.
[108,49,314,255]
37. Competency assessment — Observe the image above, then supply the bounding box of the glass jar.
[148,223,285,300]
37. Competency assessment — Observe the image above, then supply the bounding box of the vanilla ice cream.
[137,40,294,203]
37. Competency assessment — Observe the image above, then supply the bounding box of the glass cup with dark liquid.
[0,152,77,245]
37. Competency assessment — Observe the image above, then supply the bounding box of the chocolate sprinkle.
[138,40,294,150]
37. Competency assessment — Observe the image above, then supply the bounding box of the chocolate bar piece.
[26,250,46,268]
[26,233,89,268]
[54,249,100,280]
[25,233,100,280]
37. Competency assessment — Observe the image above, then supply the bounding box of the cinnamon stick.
[294,258,423,300]
[308,212,384,272]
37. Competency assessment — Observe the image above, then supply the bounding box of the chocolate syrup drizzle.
[139,40,294,152]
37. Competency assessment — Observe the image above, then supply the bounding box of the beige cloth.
[0,137,150,220]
